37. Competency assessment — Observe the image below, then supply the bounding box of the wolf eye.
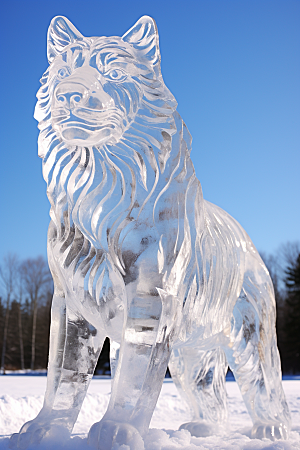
[57,67,70,80]
[105,69,127,82]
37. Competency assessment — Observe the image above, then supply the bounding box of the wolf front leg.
[88,291,179,450]
[10,293,105,449]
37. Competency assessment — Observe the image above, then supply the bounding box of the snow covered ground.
[0,376,299,449]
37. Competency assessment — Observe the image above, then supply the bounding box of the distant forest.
[0,242,299,375]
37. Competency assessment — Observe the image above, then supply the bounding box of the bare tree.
[260,251,282,298]
[16,269,25,370]
[277,241,300,282]
[261,241,300,297]
[0,253,19,373]
[21,256,51,370]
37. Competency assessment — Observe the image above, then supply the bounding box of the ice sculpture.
[10,16,291,449]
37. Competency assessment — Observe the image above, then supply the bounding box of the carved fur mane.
[35,23,203,281]
[35,17,240,338]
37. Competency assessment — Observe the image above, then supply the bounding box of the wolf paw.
[9,420,70,449]
[251,422,289,440]
[179,420,220,437]
[88,419,144,450]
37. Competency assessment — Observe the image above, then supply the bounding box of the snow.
[0,376,299,449]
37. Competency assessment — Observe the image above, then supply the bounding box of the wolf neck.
[42,110,201,253]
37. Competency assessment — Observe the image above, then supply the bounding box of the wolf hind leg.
[225,268,291,440]
[169,346,228,437]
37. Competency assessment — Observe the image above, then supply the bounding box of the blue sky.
[0,0,299,262]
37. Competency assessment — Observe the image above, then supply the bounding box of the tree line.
[0,254,109,375]
[0,243,299,375]
[0,255,52,372]
[261,242,300,375]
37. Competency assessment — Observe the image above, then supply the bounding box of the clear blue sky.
[0,0,299,262]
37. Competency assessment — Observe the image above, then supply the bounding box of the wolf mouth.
[52,107,124,124]
[58,119,121,131]
[52,107,126,145]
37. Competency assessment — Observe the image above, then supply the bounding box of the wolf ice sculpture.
[11,16,291,449]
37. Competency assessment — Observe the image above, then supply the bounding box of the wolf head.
[35,16,176,152]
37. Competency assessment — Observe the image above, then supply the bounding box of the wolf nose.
[55,82,88,109]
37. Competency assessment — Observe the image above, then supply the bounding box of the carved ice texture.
[10,15,291,449]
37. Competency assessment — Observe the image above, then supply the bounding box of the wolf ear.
[122,16,160,67]
[47,16,84,63]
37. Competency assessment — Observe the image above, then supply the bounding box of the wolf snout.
[54,71,115,112]
[55,82,92,110]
